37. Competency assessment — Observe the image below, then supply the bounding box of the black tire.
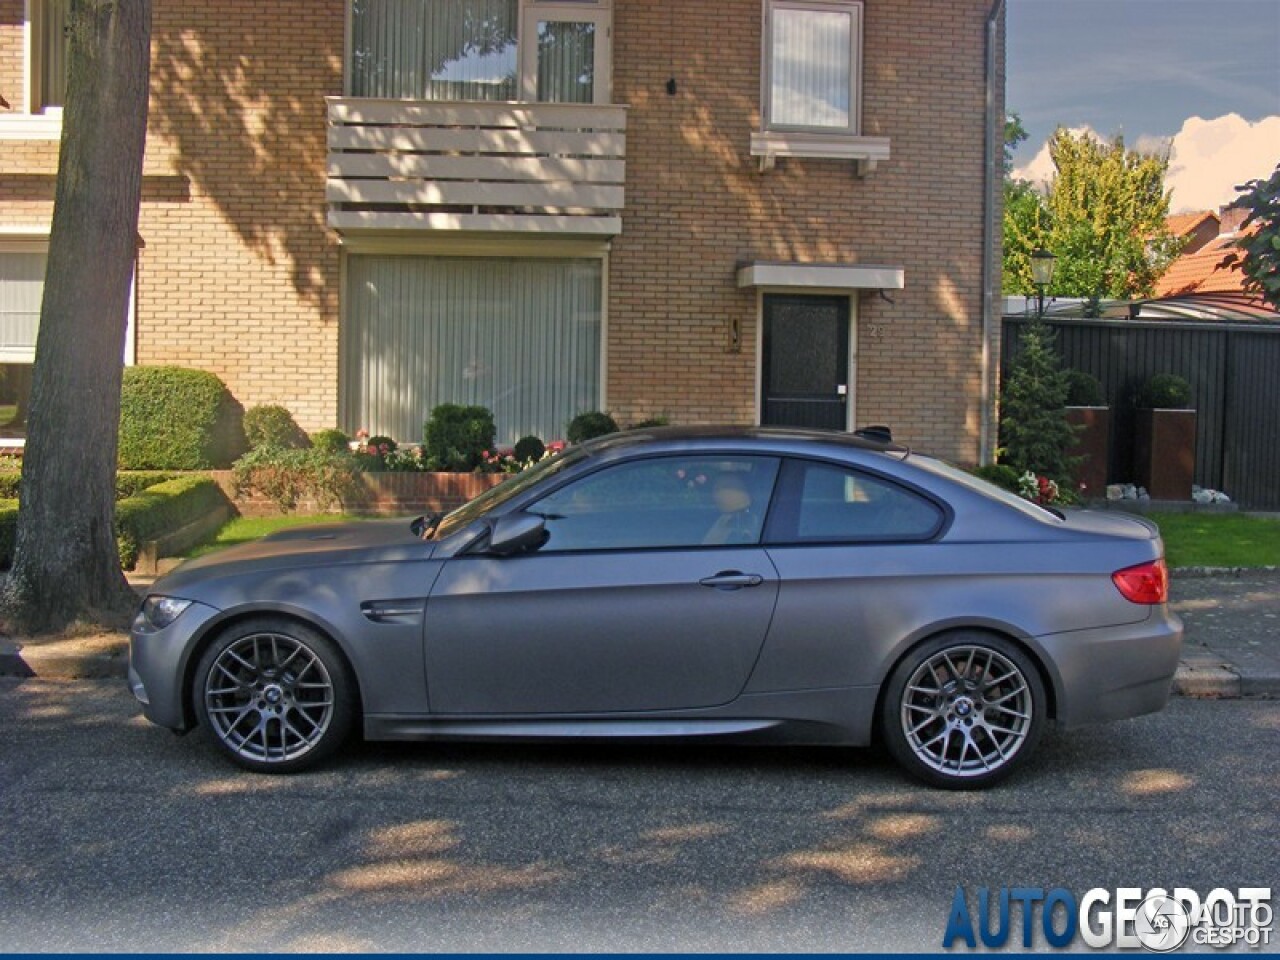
[881,631,1046,789]
[193,617,356,774]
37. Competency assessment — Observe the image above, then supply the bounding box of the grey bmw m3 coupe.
[129,427,1182,788]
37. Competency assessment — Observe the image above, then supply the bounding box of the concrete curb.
[1172,566,1280,579]
[0,639,128,680]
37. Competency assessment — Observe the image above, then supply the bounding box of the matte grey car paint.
[129,427,1182,753]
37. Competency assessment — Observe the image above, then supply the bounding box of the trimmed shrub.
[1065,370,1105,407]
[310,428,351,454]
[998,320,1078,485]
[1139,373,1192,409]
[116,471,183,500]
[0,498,17,567]
[115,475,227,569]
[567,411,619,444]
[232,447,360,513]
[119,366,246,469]
[243,404,311,451]
[513,435,546,463]
[0,470,182,503]
[630,417,670,430]
[423,404,496,472]
[972,463,1022,494]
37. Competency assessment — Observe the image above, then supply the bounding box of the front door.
[761,294,850,430]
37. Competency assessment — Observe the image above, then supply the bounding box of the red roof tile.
[1153,227,1257,297]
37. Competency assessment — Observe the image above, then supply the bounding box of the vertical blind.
[535,20,595,104]
[343,256,602,444]
[0,252,46,359]
[770,6,853,129]
[41,0,69,109]
[350,0,518,100]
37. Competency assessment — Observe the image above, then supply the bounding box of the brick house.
[0,0,1005,463]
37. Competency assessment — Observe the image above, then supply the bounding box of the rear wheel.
[882,632,1045,789]
[193,618,356,773]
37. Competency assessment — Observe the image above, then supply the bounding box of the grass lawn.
[185,514,363,558]
[1148,512,1280,569]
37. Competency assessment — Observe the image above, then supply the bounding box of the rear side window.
[767,459,944,543]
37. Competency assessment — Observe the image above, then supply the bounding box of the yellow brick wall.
[1,0,999,458]
[610,0,997,463]
[0,0,344,431]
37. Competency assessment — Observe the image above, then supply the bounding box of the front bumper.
[128,599,222,731]
[1036,607,1184,729]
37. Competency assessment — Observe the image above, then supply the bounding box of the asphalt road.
[0,679,1276,953]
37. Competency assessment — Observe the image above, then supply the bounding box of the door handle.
[699,571,764,590]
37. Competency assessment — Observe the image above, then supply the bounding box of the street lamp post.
[1030,248,1057,320]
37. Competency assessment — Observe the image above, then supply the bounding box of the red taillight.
[1112,558,1169,604]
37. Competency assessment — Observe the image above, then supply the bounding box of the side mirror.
[487,512,547,556]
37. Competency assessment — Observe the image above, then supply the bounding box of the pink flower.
[365,444,378,455]
[355,429,369,440]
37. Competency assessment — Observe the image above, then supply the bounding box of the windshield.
[431,447,589,539]
[910,455,1065,523]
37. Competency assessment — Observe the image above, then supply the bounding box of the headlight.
[139,595,193,630]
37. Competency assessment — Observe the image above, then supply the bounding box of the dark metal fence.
[1001,316,1280,510]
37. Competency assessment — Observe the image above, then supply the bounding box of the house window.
[0,246,46,439]
[341,255,603,445]
[764,0,862,134]
[348,0,611,103]
[35,0,69,111]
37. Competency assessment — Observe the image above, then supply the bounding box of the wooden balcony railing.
[326,98,626,236]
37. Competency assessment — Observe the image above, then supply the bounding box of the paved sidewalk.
[1,571,1278,698]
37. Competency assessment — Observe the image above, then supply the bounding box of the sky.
[1007,0,1280,213]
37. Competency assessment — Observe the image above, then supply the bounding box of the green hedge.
[0,470,182,502]
[115,475,227,569]
[119,366,246,470]
[0,477,225,570]
[0,499,17,567]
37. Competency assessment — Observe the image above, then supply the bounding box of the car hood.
[153,518,436,595]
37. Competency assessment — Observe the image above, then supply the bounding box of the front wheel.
[881,632,1046,789]
[193,618,356,773]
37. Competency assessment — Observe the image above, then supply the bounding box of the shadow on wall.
[149,4,342,312]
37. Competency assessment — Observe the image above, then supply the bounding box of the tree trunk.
[0,0,153,634]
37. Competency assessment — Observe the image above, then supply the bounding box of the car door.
[424,455,782,714]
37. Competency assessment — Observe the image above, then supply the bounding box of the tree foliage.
[1219,162,1280,310]
[1002,126,1182,303]
[998,320,1078,485]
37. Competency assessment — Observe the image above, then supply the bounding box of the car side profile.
[129,427,1183,788]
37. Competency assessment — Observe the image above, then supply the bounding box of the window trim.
[753,0,890,172]
[0,1,65,138]
[762,0,863,137]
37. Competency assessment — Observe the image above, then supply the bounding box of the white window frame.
[752,0,889,173]
[520,2,613,105]
[0,1,64,139]
[343,0,613,104]
[762,0,863,137]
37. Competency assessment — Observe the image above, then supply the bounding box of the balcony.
[326,98,627,237]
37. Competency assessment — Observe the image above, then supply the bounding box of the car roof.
[580,425,911,459]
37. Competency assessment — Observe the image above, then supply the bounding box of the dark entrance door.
[761,294,850,430]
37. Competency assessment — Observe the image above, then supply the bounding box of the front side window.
[765,0,862,133]
[531,456,781,552]
[768,459,943,543]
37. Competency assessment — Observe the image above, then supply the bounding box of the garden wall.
[209,471,506,517]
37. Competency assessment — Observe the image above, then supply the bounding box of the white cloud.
[1010,115,1280,213]
[1164,114,1280,213]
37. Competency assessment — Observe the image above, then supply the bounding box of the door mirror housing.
[487,512,547,556]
